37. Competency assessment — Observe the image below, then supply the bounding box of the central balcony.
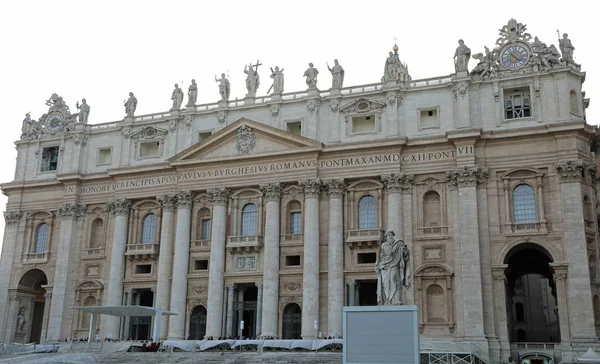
[190,239,211,251]
[82,247,105,259]
[346,228,384,249]
[227,235,264,253]
[22,252,49,264]
[125,243,159,261]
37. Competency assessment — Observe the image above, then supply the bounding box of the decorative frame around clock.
[500,42,531,70]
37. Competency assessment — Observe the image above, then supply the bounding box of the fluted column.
[381,173,413,238]
[167,191,194,340]
[205,187,231,338]
[225,283,235,338]
[446,167,488,340]
[47,202,86,342]
[259,182,283,337]
[155,194,177,340]
[299,178,321,339]
[491,265,510,362]
[103,198,131,338]
[0,211,21,342]
[324,179,345,336]
[256,282,263,337]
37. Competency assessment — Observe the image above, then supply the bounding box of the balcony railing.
[125,243,159,260]
[513,342,556,350]
[281,234,303,241]
[507,221,547,234]
[346,228,383,249]
[23,252,48,264]
[190,239,211,251]
[417,226,449,236]
[83,247,105,259]
[227,235,264,253]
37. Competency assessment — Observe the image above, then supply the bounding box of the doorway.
[357,280,378,306]
[233,285,257,339]
[129,289,154,341]
[189,305,207,340]
[16,269,48,344]
[282,303,302,339]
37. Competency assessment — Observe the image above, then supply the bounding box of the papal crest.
[236,125,256,155]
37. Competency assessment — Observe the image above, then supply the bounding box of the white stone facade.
[1,19,598,364]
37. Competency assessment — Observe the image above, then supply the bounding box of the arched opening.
[81,296,97,330]
[196,208,211,241]
[129,289,154,341]
[358,195,376,229]
[505,243,559,343]
[282,303,302,339]
[189,305,207,340]
[15,269,48,344]
[426,284,446,323]
[34,223,49,253]
[89,218,104,248]
[141,213,157,244]
[287,200,302,234]
[241,203,258,235]
[423,191,441,227]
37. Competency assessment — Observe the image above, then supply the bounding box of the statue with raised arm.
[187,79,197,106]
[244,62,261,97]
[171,84,184,111]
[16,308,26,332]
[215,73,230,101]
[454,39,471,72]
[559,32,575,63]
[327,59,345,88]
[76,99,90,124]
[376,230,411,305]
[269,66,285,95]
[303,62,319,89]
[124,92,137,117]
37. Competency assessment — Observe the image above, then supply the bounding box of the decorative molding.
[298,178,322,198]
[445,166,489,188]
[386,91,404,107]
[450,82,468,99]
[107,198,131,216]
[382,173,415,193]
[555,160,586,183]
[260,182,283,202]
[57,202,87,219]
[346,279,357,287]
[208,187,231,206]
[270,104,280,120]
[329,98,340,113]
[255,282,263,289]
[72,132,89,147]
[157,194,178,212]
[306,98,321,116]
[236,125,257,155]
[176,190,195,209]
[3,211,22,225]
[191,285,206,295]
[553,272,567,281]
[283,281,302,291]
[323,179,345,199]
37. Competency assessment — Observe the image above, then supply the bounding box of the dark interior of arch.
[18,269,48,290]
[504,243,554,283]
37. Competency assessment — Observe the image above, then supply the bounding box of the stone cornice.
[555,160,586,183]
[299,178,322,198]
[208,187,230,207]
[323,179,345,199]
[58,202,87,219]
[108,198,131,216]
[445,166,489,188]
[157,194,178,212]
[381,173,414,193]
[259,182,283,202]
[176,190,195,208]
[3,210,22,225]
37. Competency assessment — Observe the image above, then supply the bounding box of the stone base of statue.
[343,305,419,364]
[271,93,282,102]
[185,105,195,112]
[455,70,469,78]
[244,95,256,105]
[329,88,342,97]
[382,80,399,91]
[307,87,319,97]
[169,109,180,117]
[124,116,134,123]
[218,100,229,108]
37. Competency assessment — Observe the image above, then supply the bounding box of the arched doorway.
[504,243,560,343]
[14,269,48,344]
[189,306,207,340]
[282,303,302,339]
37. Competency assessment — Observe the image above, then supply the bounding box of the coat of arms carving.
[236,125,257,155]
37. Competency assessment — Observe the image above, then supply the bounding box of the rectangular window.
[201,219,211,240]
[287,121,302,136]
[97,148,112,165]
[357,252,377,264]
[40,146,59,172]
[504,88,532,120]
[198,132,212,142]
[352,115,375,133]
[419,108,439,129]
[194,260,208,271]
[289,212,302,234]
[135,264,152,274]
[140,141,160,158]
[285,255,301,266]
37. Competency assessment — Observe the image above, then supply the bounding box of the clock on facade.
[501,45,529,69]
[44,112,64,133]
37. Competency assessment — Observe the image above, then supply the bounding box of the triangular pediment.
[170,118,323,164]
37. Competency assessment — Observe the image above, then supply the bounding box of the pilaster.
[324,179,345,336]
[0,210,22,342]
[491,265,510,363]
[225,283,235,338]
[155,194,177,339]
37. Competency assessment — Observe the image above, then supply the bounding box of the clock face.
[45,112,63,133]
[502,45,529,69]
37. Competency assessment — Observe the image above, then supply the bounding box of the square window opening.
[352,115,375,133]
[287,122,302,136]
[357,252,377,264]
[140,141,160,158]
[504,88,532,120]
[135,264,152,274]
[285,255,301,266]
[420,109,439,129]
[40,146,59,172]
[198,132,212,142]
[194,260,208,271]
[97,148,112,165]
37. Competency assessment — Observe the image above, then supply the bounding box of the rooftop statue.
[124,92,137,117]
[76,99,90,124]
[187,79,197,106]
[382,45,410,83]
[558,32,575,64]
[269,66,285,95]
[454,39,471,73]
[303,63,319,89]
[471,46,497,79]
[376,230,411,306]
[215,73,231,101]
[171,84,184,111]
[327,59,345,88]
[244,61,262,97]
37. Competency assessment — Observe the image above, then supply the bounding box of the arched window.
[515,302,525,322]
[358,195,377,229]
[570,90,578,115]
[35,223,49,253]
[513,184,536,223]
[282,303,302,339]
[241,203,258,235]
[189,305,207,340]
[426,284,446,323]
[81,296,97,329]
[196,208,211,241]
[288,200,302,234]
[141,213,157,244]
[90,218,104,248]
[423,191,441,227]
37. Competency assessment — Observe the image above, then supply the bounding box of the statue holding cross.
[244,60,262,97]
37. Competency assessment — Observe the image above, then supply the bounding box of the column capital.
[381,173,414,194]
[323,179,345,199]
[445,166,489,188]
[299,178,322,198]
[58,202,87,220]
[208,187,231,207]
[157,194,178,212]
[260,182,283,202]
[255,282,263,289]
[346,279,357,287]
[176,190,195,209]
[108,198,131,216]
[555,159,587,183]
[553,272,568,281]
[3,210,22,225]
[44,292,52,299]
[226,283,235,290]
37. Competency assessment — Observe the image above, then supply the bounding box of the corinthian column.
[445,166,488,340]
[103,198,131,339]
[299,178,321,339]
[324,179,345,336]
[259,182,283,337]
[381,173,414,238]
[0,211,21,342]
[167,191,194,340]
[205,187,230,338]
[46,202,86,342]
[155,194,177,340]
